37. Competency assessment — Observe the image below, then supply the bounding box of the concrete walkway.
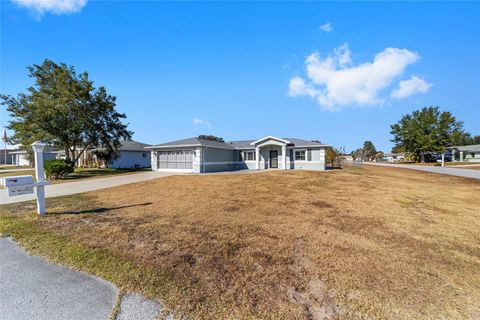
[0,168,34,173]
[0,238,168,320]
[0,171,176,205]
[365,162,480,180]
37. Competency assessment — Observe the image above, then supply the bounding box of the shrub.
[44,159,74,179]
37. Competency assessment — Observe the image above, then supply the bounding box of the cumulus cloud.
[391,75,432,99]
[319,22,333,33]
[288,44,429,110]
[193,117,211,128]
[13,0,87,17]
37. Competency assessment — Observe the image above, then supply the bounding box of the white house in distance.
[147,136,330,173]
[383,152,406,163]
[450,144,480,162]
[9,149,57,166]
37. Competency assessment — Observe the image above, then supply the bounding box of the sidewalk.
[365,162,480,180]
[0,171,177,205]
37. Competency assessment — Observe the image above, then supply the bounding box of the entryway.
[269,150,278,168]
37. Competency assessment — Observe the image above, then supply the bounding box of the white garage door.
[157,150,193,170]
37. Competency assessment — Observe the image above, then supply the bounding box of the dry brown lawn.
[2,166,480,319]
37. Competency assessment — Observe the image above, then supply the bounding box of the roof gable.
[251,136,291,146]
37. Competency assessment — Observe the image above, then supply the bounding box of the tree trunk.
[65,147,71,162]
[72,145,89,166]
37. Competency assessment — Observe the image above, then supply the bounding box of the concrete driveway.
[0,171,177,205]
[365,162,480,180]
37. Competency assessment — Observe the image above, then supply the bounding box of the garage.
[157,150,193,170]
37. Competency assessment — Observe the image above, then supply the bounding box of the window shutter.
[307,149,312,161]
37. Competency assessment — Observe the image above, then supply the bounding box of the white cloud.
[193,117,211,128]
[319,22,333,33]
[12,0,87,16]
[288,44,428,111]
[391,75,432,99]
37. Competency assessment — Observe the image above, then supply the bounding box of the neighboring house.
[0,150,15,165]
[147,136,330,173]
[449,144,480,162]
[9,149,57,166]
[67,140,152,169]
[106,140,151,169]
[340,154,354,161]
[384,153,405,163]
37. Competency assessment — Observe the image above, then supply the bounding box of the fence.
[340,159,364,169]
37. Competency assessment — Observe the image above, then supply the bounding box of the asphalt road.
[365,162,480,180]
[0,171,176,205]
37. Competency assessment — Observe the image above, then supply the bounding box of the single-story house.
[384,152,405,163]
[0,150,15,165]
[59,140,152,169]
[9,149,57,166]
[106,140,151,169]
[449,144,480,162]
[146,136,330,173]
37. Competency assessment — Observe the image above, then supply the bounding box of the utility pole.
[2,128,7,165]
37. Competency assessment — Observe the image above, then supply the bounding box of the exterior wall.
[13,154,30,166]
[235,149,256,170]
[150,143,328,173]
[203,147,238,172]
[110,150,151,169]
[0,152,14,165]
[193,147,203,173]
[290,147,326,170]
[465,151,480,162]
[151,151,158,170]
[44,152,57,162]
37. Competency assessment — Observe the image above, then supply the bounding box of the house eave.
[250,136,291,146]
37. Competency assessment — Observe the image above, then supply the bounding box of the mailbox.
[0,175,35,196]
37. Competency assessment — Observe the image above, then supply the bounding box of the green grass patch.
[0,214,193,318]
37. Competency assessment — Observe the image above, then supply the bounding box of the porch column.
[282,145,287,170]
[452,149,456,162]
[255,147,260,170]
[460,151,464,162]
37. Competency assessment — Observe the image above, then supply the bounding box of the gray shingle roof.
[118,140,151,152]
[283,138,329,147]
[148,137,330,150]
[450,144,480,152]
[226,140,256,149]
[147,138,236,150]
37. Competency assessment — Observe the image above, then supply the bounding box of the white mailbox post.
[1,141,50,216]
[31,141,47,216]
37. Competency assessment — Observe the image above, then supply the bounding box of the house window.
[295,150,306,161]
[244,151,256,161]
[142,153,147,158]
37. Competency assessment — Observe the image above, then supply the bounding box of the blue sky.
[1,1,479,152]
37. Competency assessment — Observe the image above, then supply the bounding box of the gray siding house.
[147,136,330,173]
[108,140,151,169]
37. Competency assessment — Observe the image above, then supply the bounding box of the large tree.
[353,141,378,161]
[390,106,468,162]
[197,135,224,142]
[1,59,132,165]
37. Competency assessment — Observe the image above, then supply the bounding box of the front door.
[269,150,278,168]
